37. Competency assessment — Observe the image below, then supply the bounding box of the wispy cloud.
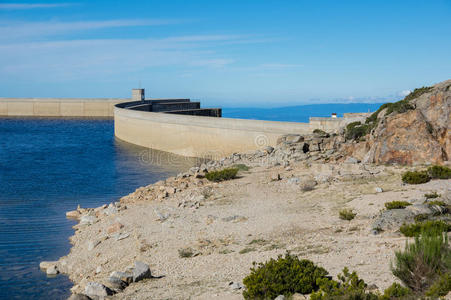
[0,19,182,40]
[260,63,304,69]
[0,3,73,10]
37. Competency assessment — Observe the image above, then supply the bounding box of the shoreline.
[40,138,451,299]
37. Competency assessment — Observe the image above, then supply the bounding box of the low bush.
[392,228,451,292]
[345,122,371,141]
[427,200,446,207]
[401,171,431,185]
[242,253,328,299]
[425,191,440,199]
[427,165,451,179]
[178,247,194,258]
[399,220,451,237]
[339,209,356,221]
[380,282,411,299]
[205,167,239,182]
[385,201,411,210]
[413,214,429,222]
[310,267,379,300]
[425,273,451,298]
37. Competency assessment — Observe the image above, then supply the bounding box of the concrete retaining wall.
[114,105,318,158]
[0,98,126,117]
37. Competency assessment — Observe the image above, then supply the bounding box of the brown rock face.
[356,79,451,165]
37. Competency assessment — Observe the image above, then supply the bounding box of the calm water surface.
[0,118,196,299]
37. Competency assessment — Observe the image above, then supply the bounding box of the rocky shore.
[40,137,450,299]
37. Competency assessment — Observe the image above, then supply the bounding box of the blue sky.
[0,0,450,107]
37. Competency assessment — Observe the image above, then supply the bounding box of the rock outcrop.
[349,79,451,165]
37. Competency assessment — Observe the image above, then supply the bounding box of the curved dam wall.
[0,98,126,117]
[114,104,348,158]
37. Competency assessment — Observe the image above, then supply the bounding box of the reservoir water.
[0,118,197,299]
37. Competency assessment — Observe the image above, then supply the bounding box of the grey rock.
[80,215,97,225]
[287,177,300,184]
[228,281,244,290]
[46,265,58,275]
[344,157,359,164]
[104,204,118,216]
[263,146,274,154]
[285,134,303,144]
[372,209,414,232]
[406,204,433,216]
[132,261,152,282]
[108,276,128,290]
[110,271,133,284]
[221,215,247,222]
[68,294,91,300]
[375,187,383,193]
[87,240,100,251]
[274,295,286,300]
[84,282,113,298]
[114,232,130,241]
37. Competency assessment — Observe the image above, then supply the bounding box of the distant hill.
[222,103,385,123]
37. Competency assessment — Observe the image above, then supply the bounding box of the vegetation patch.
[427,165,451,179]
[392,228,451,293]
[178,247,195,258]
[425,273,451,298]
[399,220,451,237]
[310,267,379,300]
[205,167,239,182]
[242,253,328,299]
[427,200,446,207]
[425,191,440,199]
[345,121,371,141]
[385,201,411,210]
[339,208,356,221]
[239,247,256,254]
[401,170,431,184]
[381,282,411,299]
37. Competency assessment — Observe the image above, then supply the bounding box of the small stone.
[287,177,300,184]
[39,261,58,271]
[87,240,100,251]
[107,222,124,234]
[375,187,383,193]
[95,266,102,274]
[271,173,281,181]
[108,276,128,290]
[263,146,274,154]
[80,215,97,225]
[110,271,133,284]
[67,294,91,300]
[291,293,308,300]
[46,265,58,275]
[132,261,152,282]
[114,232,130,241]
[66,210,81,219]
[344,157,359,164]
[228,281,244,290]
[274,295,286,300]
[84,282,113,297]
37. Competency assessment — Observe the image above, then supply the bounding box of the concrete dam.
[0,88,368,158]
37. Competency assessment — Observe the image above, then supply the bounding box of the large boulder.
[349,79,450,165]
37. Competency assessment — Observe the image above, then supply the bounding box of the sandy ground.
[55,161,451,299]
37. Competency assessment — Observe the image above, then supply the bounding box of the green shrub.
[425,273,451,298]
[385,201,411,210]
[401,171,431,184]
[427,200,446,207]
[205,168,239,182]
[345,122,371,141]
[310,267,379,300]
[392,228,451,292]
[413,214,429,222]
[427,165,451,179]
[339,209,356,221]
[399,220,451,237]
[178,247,194,258]
[242,253,328,299]
[380,282,411,299]
[425,191,440,199]
[403,86,433,102]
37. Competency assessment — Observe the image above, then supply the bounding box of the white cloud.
[0,3,73,9]
[0,19,181,40]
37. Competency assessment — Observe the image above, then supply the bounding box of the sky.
[0,0,450,107]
